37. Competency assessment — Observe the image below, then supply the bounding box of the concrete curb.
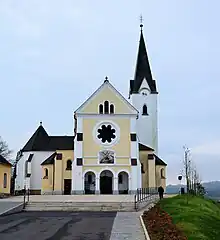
[0,203,24,217]
[140,214,151,240]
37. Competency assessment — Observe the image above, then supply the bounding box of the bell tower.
[129,23,158,153]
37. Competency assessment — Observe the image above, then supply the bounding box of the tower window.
[99,104,103,114]
[110,104,114,114]
[104,101,109,114]
[142,104,148,115]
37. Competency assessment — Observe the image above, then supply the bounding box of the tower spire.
[129,19,157,94]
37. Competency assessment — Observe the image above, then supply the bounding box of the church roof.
[130,26,157,95]
[154,154,167,166]
[22,124,74,152]
[0,155,12,166]
[139,143,154,151]
[41,152,56,165]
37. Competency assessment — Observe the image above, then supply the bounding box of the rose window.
[97,124,116,143]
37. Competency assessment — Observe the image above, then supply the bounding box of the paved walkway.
[110,212,145,240]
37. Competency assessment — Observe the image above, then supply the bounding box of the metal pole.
[23,187,26,209]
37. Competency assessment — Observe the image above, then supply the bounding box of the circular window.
[93,121,120,146]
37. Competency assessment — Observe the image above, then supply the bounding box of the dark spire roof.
[130,25,157,95]
[22,124,49,151]
[22,123,74,152]
[0,155,12,166]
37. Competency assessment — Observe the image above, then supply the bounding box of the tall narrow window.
[104,101,109,114]
[142,104,148,115]
[110,104,114,114]
[45,168,48,178]
[3,173,7,188]
[141,163,145,173]
[161,169,165,178]
[99,104,103,114]
[66,160,72,170]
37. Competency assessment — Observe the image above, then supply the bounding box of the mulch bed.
[142,204,187,240]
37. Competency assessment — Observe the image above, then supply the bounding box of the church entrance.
[84,171,96,194]
[100,170,113,194]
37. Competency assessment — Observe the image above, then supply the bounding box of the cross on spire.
[140,14,143,30]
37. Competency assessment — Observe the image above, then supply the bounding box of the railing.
[23,187,30,209]
[134,187,158,211]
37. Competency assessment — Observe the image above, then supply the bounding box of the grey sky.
[1,1,219,184]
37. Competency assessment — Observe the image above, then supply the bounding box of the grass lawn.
[160,195,220,240]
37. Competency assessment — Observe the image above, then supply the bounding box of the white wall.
[131,79,158,154]
[15,151,54,191]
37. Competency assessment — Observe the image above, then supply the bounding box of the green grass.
[160,195,220,240]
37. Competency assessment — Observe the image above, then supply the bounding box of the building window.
[66,160,72,170]
[110,104,114,114]
[99,104,104,114]
[142,104,148,115]
[104,101,109,114]
[56,153,62,160]
[161,169,165,178]
[44,168,48,179]
[3,173,7,188]
[141,163,145,173]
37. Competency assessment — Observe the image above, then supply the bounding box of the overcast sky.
[1,1,219,184]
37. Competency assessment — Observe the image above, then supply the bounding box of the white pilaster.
[72,116,83,194]
[113,177,118,194]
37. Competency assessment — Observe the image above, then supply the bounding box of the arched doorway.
[100,170,113,194]
[118,171,129,194]
[84,171,96,194]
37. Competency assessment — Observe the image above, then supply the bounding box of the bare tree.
[0,136,12,159]
[183,146,191,193]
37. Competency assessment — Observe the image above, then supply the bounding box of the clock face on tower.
[99,150,114,164]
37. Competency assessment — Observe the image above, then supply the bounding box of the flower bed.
[142,204,187,240]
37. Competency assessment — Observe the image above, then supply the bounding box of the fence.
[134,187,158,211]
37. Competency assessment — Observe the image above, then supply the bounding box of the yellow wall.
[155,165,166,189]
[83,157,129,165]
[81,86,134,114]
[139,150,149,188]
[0,164,11,194]
[83,118,130,157]
[54,150,73,192]
[41,165,54,192]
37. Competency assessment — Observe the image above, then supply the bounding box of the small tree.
[0,136,12,159]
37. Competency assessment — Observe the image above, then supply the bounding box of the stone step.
[25,201,136,212]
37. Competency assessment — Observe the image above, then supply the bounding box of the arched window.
[3,173,7,188]
[99,104,103,114]
[104,101,109,114]
[141,163,145,173]
[66,160,72,170]
[110,104,114,114]
[161,169,165,178]
[142,104,148,115]
[44,168,48,178]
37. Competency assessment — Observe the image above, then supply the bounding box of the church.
[15,25,167,195]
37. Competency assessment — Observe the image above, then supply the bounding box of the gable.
[75,80,138,115]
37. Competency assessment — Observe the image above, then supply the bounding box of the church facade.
[15,26,167,195]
